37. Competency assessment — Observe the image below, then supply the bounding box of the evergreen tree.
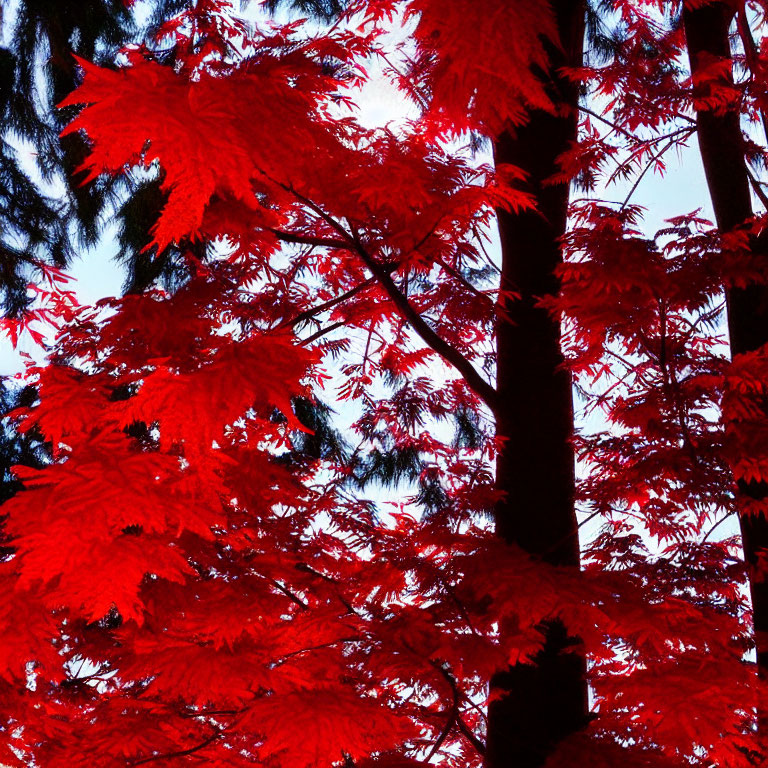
[0,382,45,506]
[0,0,193,315]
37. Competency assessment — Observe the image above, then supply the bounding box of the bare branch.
[425,679,459,763]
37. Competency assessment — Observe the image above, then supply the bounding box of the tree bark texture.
[486,2,589,766]
[683,0,768,716]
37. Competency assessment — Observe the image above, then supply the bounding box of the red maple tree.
[2,1,768,766]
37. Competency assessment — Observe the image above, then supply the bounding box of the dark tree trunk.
[486,2,589,766]
[682,0,768,716]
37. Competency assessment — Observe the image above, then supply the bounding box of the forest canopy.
[1,1,768,767]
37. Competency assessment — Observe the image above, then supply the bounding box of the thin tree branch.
[435,573,480,636]
[578,104,636,140]
[345,224,498,411]
[432,254,496,305]
[278,278,375,332]
[424,703,457,763]
[295,562,363,618]
[181,708,243,719]
[700,510,737,544]
[745,163,768,211]
[272,638,363,666]
[260,174,498,410]
[471,224,502,275]
[736,7,768,145]
[375,48,430,111]
[361,321,375,372]
[130,729,223,765]
[620,131,693,211]
[456,714,487,756]
[299,320,347,346]
[428,661,486,757]
[252,571,309,610]
[266,226,348,250]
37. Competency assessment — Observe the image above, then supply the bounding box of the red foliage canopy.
[2,1,768,766]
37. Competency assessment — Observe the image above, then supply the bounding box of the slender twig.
[272,638,363,666]
[252,571,308,610]
[578,104,636,140]
[459,696,488,725]
[295,562,363,618]
[130,730,223,765]
[700,511,737,545]
[278,279,375,332]
[471,224,502,275]
[736,7,768,145]
[180,708,243,719]
[428,661,486,757]
[540,507,604,559]
[435,573,480,636]
[432,254,496,304]
[265,226,347,250]
[375,48,430,111]
[456,714,486,756]
[348,224,498,410]
[745,163,768,211]
[424,704,457,763]
[299,321,347,346]
[651,297,700,468]
[620,130,694,211]
[424,664,460,763]
[361,321,375,372]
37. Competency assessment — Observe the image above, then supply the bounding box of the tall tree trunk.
[486,2,589,766]
[682,0,768,722]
